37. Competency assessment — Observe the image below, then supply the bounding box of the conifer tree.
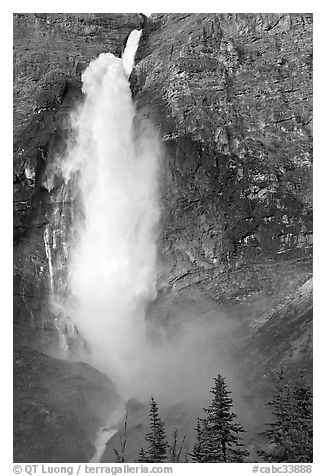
[137,447,149,463]
[292,378,313,461]
[191,420,208,462]
[258,372,312,462]
[191,374,249,462]
[137,397,168,463]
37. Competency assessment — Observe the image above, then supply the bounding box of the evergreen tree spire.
[138,396,168,463]
[137,447,149,463]
[258,372,313,462]
[191,421,203,462]
[191,374,249,462]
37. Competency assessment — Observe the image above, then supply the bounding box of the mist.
[43,30,242,409]
[53,31,159,393]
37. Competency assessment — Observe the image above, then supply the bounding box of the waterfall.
[43,183,80,355]
[45,29,161,396]
[89,409,123,463]
[43,29,225,405]
[122,29,142,77]
[43,226,54,295]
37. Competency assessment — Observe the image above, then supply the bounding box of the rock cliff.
[13,13,313,462]
[134,13,312,299]
[133,13,312,387]
[13,13,142,462]
[13,13,145,349]
[14,346,121,462]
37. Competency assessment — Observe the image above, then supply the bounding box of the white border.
[3,3,323,473]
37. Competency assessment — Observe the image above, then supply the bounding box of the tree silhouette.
[137,447,149,463]
[137,397,168,463]
[258,372,312,462]
[191,374,249,462]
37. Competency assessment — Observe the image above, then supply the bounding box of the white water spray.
[122,29,142,77]
[55,29,161,395]
[43,226,54,295]
[45,30,235,408]
[89,409,122,463]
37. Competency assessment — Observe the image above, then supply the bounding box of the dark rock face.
[13,13,145,350]
[13,13,141,463]
[240,278,313,387]
[13,346,122,462]
[14,13,145,243]
[134,13,312,272]
[14,13,145,137]
[13,13,313,462]
[133,13,312,367]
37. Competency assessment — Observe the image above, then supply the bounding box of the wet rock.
[133,13,312,347]
[239,277,313,387]
[13,13,144,349]
[14,346,122,462]
[13,13,313,460]
[13,12,313,351]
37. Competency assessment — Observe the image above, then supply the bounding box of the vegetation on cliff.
[113,373,312,463]
[13,13,313,463]
[191,374,248,462]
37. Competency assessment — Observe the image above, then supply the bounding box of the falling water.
[89,409,122,463]
[43,226,54,295]
[48,29,161,395]
[42,183,79,355]
[122,29,142,77]
[43,30,230,406]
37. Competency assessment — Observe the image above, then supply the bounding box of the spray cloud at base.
[48,29,158,393]
[43,29,240,406]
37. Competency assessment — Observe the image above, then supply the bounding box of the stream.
[89,409,123,463]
